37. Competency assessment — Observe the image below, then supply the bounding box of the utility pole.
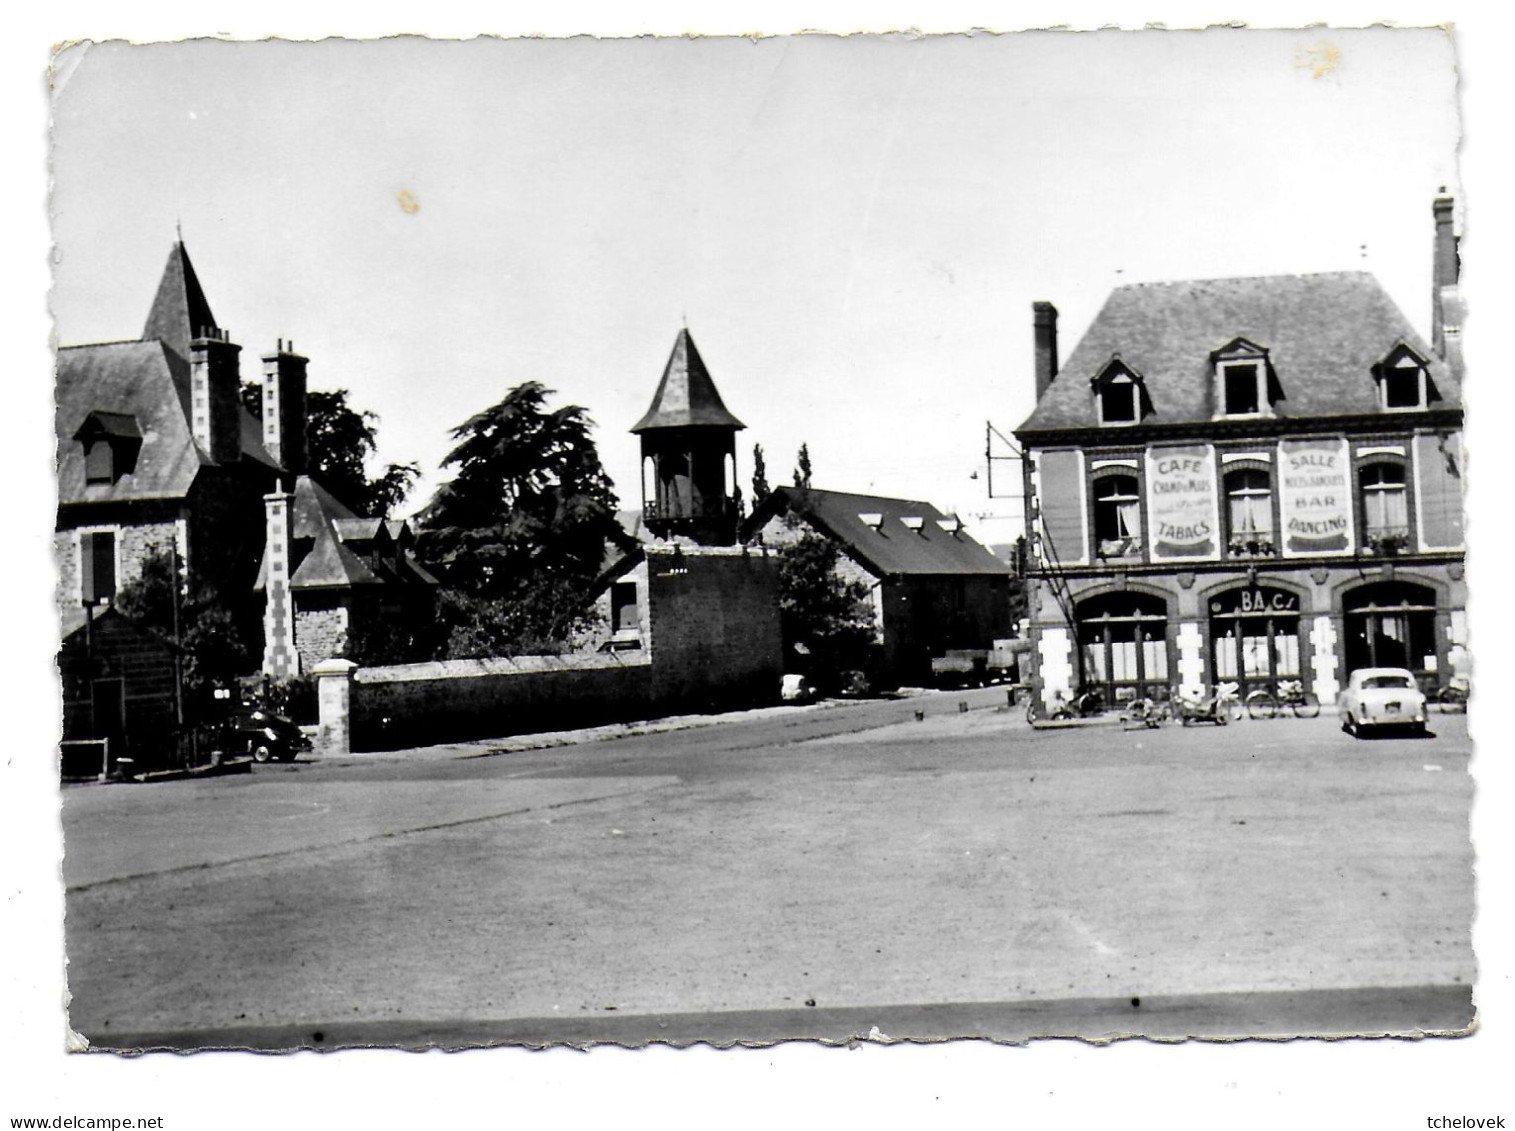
[170,541,184,728]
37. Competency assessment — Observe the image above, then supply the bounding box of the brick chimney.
[261,339,309,481]
[261,491,301,678]
[1431,192,1460,358]
[1033,301,1059,400]
[189,327,242,463]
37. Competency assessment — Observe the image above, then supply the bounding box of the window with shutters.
[80,529,118,604]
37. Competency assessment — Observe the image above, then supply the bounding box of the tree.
[240,384,418,518]
[777,528,878,694]
[417,381,622,657]
[751,444,771,506]
[792,442,813,489]
[114,549,255,720]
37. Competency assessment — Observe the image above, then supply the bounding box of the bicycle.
[1175,681,1241,726]
[1026,687,1105,725]
[1246,679,1320,719]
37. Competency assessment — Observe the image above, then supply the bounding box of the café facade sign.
[1278,437,1353,556]
[1146,443,1220,560]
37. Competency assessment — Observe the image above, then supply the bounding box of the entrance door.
[1208,585,1303,696]
[1075,592,1170,705]
[91,678,125,771]
[1343,581,1438,687]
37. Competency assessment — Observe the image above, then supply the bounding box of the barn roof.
[742,487,1010,578]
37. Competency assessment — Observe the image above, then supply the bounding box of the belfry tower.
[632,329,745,546]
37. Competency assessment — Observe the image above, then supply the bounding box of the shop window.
[1209,585,1302,694]
[1343,581,1438,684]
[1093,474,1141,558]
[1224,468,1274,556]
[1360,462,1409,552]
[1077,590,1170,704]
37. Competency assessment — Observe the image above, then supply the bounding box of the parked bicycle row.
[1027,673,1468,728]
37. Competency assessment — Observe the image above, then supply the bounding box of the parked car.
[781,673,816,704]
[216,706,313,763]
[1337,668,1428,737]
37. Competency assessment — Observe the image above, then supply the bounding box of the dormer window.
[73,411,142,485]
[1093,360,1148,426]
[1211,339,1277,419]
[1374,344,1434,411]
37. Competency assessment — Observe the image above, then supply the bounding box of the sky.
[48,28,1459,547]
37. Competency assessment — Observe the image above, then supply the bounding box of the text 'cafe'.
[1012,196,1467,710]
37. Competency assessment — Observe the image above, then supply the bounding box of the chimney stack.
[1431,192,1460,358]
[189,327,242,463]
[261,491,301,678]
[1033,302,1059,400]
[261,341,309,483]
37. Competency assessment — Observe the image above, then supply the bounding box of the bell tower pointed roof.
[631,328,746,433]
[141,240,219,361]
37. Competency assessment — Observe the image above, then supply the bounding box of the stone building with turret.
[56,239,434,754]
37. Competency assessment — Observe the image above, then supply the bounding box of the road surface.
[61,689,1475,1048]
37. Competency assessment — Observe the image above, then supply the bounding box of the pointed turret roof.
[141,241,219,362]
[631,329,746,433]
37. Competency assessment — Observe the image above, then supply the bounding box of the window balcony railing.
[643,495,739,523]
[1227,536,1276,558]
[1363,525,1412,556]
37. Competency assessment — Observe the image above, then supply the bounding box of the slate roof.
[288,476,382,588]
[742,487,1010,578]
[1017,272,1460,433]
[254,475,437,591]
[141,241,219,363]
[56,340,278,503]
[631,329,746,433]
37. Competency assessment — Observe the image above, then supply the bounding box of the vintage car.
[1337,667,1428,736]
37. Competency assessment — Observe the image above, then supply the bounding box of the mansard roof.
[141,241,219,363]
[1017,272,1460,433]
[631,329,746,433]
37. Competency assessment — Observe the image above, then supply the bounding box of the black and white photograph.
[8,5,1515,1128]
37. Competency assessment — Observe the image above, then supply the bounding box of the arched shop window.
[1360,462,1409,549]
[1093,474,1142,559]
[1075,590,1169,705]
[1224,468,1274,556]
[1343,581,1438,686]
[1208,585,1302,695]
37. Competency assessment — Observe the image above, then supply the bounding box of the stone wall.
[294,599,349,673]
[645,544,783,712]
[54,518,184,614]
[349,652,654,751]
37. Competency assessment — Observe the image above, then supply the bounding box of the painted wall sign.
[1145,443,1218,560]
[1210,585,1301,617]
[1278,437,1352,555]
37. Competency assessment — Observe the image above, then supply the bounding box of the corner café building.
[1013,197,1467,710]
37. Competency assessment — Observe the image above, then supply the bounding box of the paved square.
[62,691,1474,1047]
